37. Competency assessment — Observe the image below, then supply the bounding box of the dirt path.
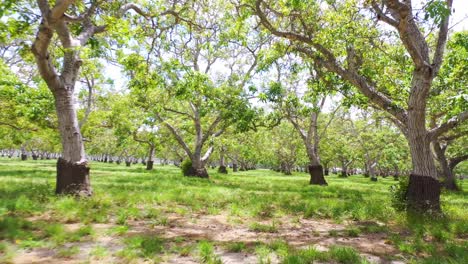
[11,213,404,264]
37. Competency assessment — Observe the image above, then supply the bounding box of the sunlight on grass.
[0,158,467,263]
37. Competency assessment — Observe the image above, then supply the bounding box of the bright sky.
[451,0,468,31]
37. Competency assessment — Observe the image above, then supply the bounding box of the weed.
[283,247,329,263]
[198,240,222,264]
[90,246,108,259]
[328,229,339,237]
[249,222,278,233]
[328,245,366,264]
[225,241,246,252]
[57,246,79,258]
[345,227,361,237]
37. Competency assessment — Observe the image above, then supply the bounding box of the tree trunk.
[186,153,209,178]
[146,145,155,170]
[309,165,327,185]
[369,162,377,182]
[218,148,227,174]
[432,141,459,191]
[185,165,208,178]
[406,114,440,213]
[340,162,347,178]
[305,145,327,185]
[53,88,91,196]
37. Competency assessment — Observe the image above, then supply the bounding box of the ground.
[0,158,466,263]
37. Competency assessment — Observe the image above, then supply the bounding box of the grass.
[283,245,369,264]
[197,240,222,264]
[224,241,247,252]
[249,221,279,233]
[0,158,467,263]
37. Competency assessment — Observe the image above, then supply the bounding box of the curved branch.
[429,111,468,140]
[155,114,193,159]
[449,154,468,171]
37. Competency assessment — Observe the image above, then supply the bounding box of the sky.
[451,0,468,31]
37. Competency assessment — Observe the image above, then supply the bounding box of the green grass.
[198,240,222,264]
[249,221,279,233]
[283,245,368,264]
[224,241,247,252]
[0,158,467,263]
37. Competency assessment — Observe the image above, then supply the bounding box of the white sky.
[451,0,468,31]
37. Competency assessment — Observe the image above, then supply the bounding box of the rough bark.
[56,158,92,196]
[432,140,464,191]
[309,165,327,185]
[407,174,441,214]
[184,166,209,178]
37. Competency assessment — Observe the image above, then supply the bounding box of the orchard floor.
[0,158,466,264]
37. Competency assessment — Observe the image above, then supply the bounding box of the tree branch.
[202,115,223,144]
[429,111,468,140]
[296,45,408,124]
[449,154,468,170]
[432,0,453,77]
[155,113,193,159]
[201,146,214,162]
[371,2,398,27]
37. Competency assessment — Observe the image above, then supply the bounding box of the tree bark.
[406,110,441,213]
[146,145,155,170]
[309,165,326,185]
[53,88,91,196]
[218,146,227,174]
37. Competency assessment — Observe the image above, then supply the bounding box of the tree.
[429,31,468,190]
[0,58,57,159]
[259,53,341,184]
[350,111,408,181]
[16,0,162,195]
[122,0,260,178]
[251,0,466,214]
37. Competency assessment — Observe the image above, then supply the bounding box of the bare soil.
[12,212,403,264]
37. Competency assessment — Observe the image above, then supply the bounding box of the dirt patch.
[12,212,400,263]
[129,213,397,256]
